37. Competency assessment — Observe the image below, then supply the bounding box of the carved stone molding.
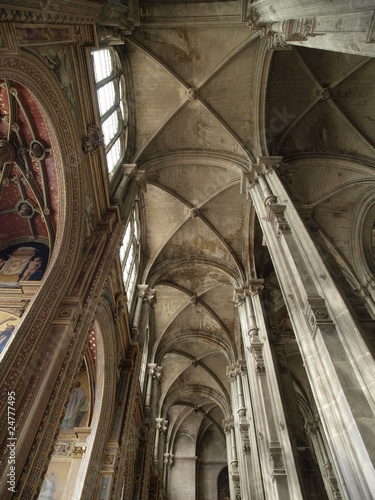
[242,1,260,29]
[222,417,234,434]
[304,297,333,339]
[240,420,251,454]
[268,442,286,478]
[266,203,290,238]
[82,124,103,154]
[186,87,199,101]
[227,366,237,384]
[68,443,86,459]
[251,342,265,375]
[323,461,342,499]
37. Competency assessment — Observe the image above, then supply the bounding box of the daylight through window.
[92,48,128,177]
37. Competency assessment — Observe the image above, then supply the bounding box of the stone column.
[262,286,325,497]
[144,363,157,419]
[305,420,343,500]
[111,164,137,207]
[245,156,375,498]
[153,418,168,469]
[162,451,173,494]
[223,418,241,500]
[227,362,256,499]
[236,286,305,499]
[131,285,155,341]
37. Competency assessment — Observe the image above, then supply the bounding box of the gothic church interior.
[0,1,375,499]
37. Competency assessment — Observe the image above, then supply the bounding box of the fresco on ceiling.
[0,311,19,357]
[0,242,49,287]
[61,369,90,430]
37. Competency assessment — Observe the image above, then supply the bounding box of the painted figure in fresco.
[39,471,57,500]
[0,243,49,285]
[0,324,15,354]
[61,381,87,429]
[22,256,44,281]
[0,247,36,283]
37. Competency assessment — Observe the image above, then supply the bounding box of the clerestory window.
[120,206,140,307]
[92,48,128,177]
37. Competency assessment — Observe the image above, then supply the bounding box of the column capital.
[155,417,164,430]
[226,365,237,383]
[234,359,247,375]
[234,288,246,307]
[147,362,157,376]
[248,279,264,296]
[153,365,163,382]
[222,417,234,434]
[251,156,283,176]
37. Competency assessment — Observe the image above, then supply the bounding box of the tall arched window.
[92,48,128,177]
[120,206,140,306]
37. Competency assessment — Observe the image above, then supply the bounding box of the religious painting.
[218,466,230,500]
[0,311,19,357]
[38,459,71,500]
[0,241,49,287]
[61,370,90,430]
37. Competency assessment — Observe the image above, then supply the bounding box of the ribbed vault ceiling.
[123,18,375,454]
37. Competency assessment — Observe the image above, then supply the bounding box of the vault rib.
[196,31,260,90]
[144,180,244,280]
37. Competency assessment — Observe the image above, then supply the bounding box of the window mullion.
[100,101,120,124]
[105,126,123,154]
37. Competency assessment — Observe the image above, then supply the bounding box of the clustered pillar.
[243,156,375,498]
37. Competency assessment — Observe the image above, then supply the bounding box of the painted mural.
[0,242,49,287]
[38,460,71,500]
[61,370,90,430]
[0,311,19,357]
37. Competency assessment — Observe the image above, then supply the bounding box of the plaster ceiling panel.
[208,406,226,425]
[282,162,372,206]
[140,98,247,159]
[199,183,244,263]
[0,213,30,242]
[33,214,49,238]
[126,42,187,155]
[331,59,375,145]
[175,364,224,395]
[147,164,238,208]
[160,353,192,396]
[279,101,375,158]
[0,182,20,210]
[199,283,236,339]
[199,41,257,153]
[144,183,190,266]
[313,184,368,262]
[133,27,252,88]
[266,50,317,153]
[169,339,215,361]
[169,389,213,407]
[153,284,188,339]
[153,216,238,266]
[164,302,225,337]
[199,352,231,390]
[140,0,241,24]
[175,411,206,438]
[295,47,368,87]
[161,266,227,295]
